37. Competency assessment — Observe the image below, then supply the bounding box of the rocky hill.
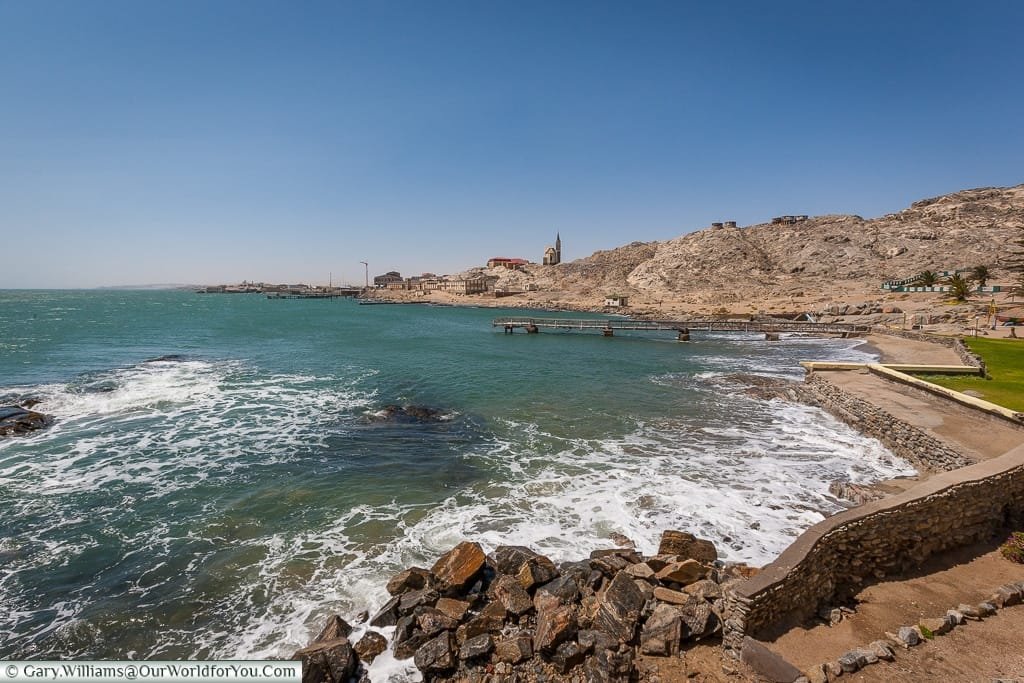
[472,184,1023,315]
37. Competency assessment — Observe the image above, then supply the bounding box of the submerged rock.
[0,406,52,436]
[367,404,450,423]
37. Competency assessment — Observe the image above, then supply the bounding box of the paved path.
[820,369,1024,463]
[864,333,964,365]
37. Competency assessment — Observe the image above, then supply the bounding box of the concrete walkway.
[819,369,1024,464]
[863,333,964,365]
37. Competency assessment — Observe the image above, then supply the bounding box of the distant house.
[438,277,488,295]
[487,257,529,270]
[604,295,629,308]
[373,271,403,287]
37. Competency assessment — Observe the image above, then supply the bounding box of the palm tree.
[919,270,939,286]
[946,273,972,302]
[970,265,991,289]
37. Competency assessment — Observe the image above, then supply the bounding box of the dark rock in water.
[0,406,52,436]
[314,615,352,643]
[144,354,187,363]
[431,541,486,594]
[292,637,357,683]
[369,596,401,627]
[386,567,433,596]
[829,480,886,505]
[353,631,387,664]
[414,631,457,674]
[369,404,449,424]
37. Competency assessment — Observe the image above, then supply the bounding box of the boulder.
[415,607,458,636]
[684,579,723,601]
[314,615,352,643]
[640,603,682,656]
[414,631,457,675]
[386,567,433,596]
[517,555,559,590]
[455,614,504,644]
[534,605,578,653]
[431,542,486,594]
[353,631,387,664]
[488,574,534,616]
[623,562,655,582]
[655,559,705,587]
[292,638,358,683]
[489,545,539,575]
[679,595,714,638]
[398,588,439,616]
[459,633,493,661]
[493,633,533,664]
[657,530,718,564]
[652,586,688,605]
[549,641,587,674]
[957,603,982,620]
[868,640,895,662]
[534,575,580,611]
[593,572,646,643]
[590,553,631,577]
[369,596,401,627]
[838,650,867,673]
[370,404,448,423]
[434,597,470,622]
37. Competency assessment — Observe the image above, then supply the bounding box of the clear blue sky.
[2,1,1022,288]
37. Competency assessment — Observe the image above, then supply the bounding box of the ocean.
[0,290,913,677]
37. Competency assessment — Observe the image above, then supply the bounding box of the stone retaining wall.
[722,370,1024,656]
[723,446,1024,653]
[801,373,970,472]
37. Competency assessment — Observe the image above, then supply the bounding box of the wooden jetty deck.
[492,317,869,339]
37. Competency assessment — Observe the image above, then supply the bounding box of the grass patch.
[915,337,1024,412]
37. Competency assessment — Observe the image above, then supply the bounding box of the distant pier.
[492,317,869,340]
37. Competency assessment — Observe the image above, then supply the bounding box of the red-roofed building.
[487,257,529,270]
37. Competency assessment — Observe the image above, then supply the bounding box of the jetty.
[266,288,362,300]
[492,316,869,340]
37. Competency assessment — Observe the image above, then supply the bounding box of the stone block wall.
[724,450,1024,652]
[801,373,970,472]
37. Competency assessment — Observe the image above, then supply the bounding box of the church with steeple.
[542,233,562,266]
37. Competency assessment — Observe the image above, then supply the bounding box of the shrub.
[1000,532,1024,564]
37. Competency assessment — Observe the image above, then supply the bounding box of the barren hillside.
[472,184,1023,315]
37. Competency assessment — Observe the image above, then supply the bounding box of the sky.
[1,1,1022,288]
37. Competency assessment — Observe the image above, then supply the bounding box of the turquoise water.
[0,290,913,669]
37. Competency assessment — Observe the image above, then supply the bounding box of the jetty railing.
[491,317,870,335]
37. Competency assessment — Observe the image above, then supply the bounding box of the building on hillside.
[487,257,529,270]
[771,215,809,225]
[604,295,629,308]
[437,276,488,295]
[373,271,403,287]
[543,233,562,265]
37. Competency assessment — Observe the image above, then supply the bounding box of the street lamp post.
[359,261,369,290]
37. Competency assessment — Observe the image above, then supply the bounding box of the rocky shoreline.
[293,531,756,682]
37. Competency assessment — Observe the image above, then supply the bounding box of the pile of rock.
[293,530,754,682]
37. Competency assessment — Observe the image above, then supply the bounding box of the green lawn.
[917,337,1024,411]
